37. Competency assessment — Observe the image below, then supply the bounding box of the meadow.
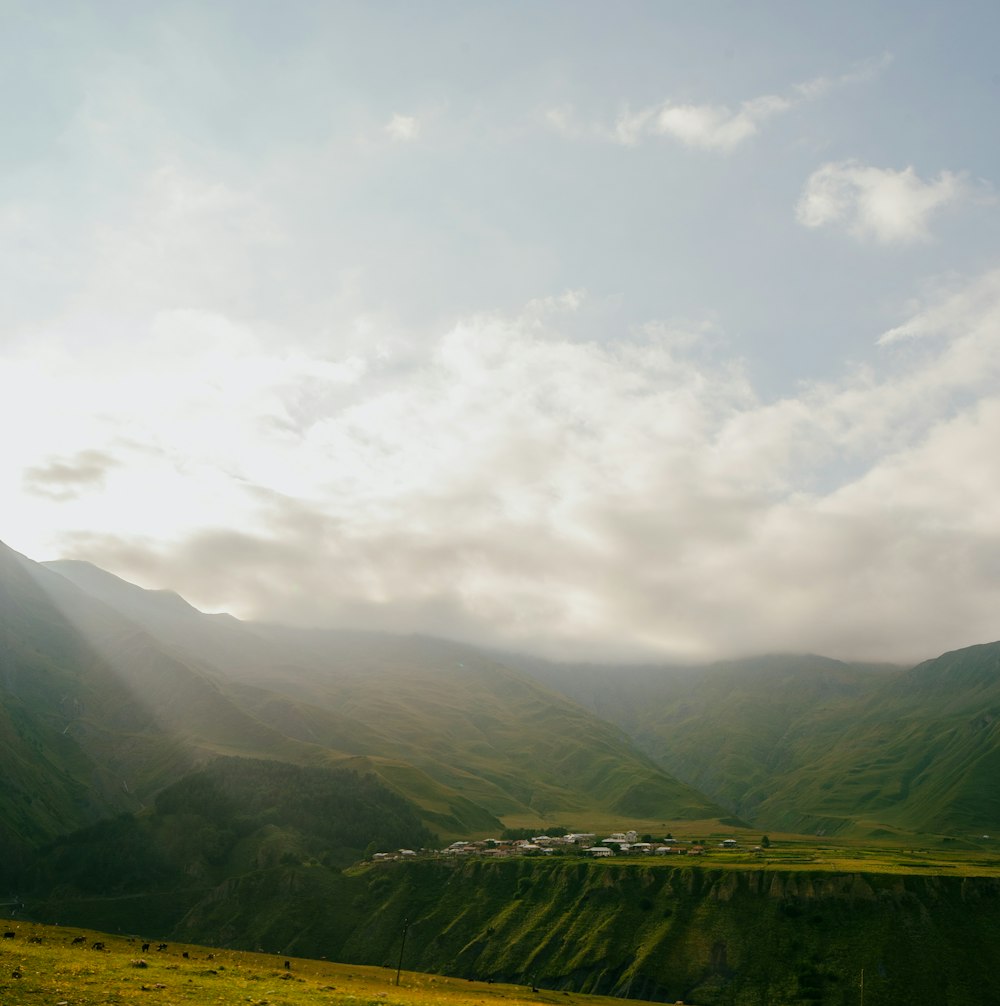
[641,830,1000,877]
[0,920,676,1006]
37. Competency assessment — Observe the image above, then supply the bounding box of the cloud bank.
[9,269,1000,665]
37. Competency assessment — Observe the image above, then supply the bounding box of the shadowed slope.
[45,559,726,825]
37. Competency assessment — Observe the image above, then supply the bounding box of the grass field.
[0,920,691,1006]
[650,833,1000,878]
[491,820,1000,879]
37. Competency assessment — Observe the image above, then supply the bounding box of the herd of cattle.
[2,927,242,986]
[3,929,173,952]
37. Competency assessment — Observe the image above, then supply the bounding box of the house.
[586,846,613,857]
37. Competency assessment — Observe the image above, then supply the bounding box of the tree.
[761,835,771,848]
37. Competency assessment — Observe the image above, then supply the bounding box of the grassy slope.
[15,846,1000,1006]
[752,641,1000,836]
[338,857,1000,1006]
[0,920,651,1006]
[6,549,502,842]
[516,647,1000,837]
[43,559,727,827]
[252,629,722,822]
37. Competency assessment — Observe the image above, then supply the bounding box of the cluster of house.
[371,832,744,863]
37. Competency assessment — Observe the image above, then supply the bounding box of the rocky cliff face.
[333,860,1000,1006]
[30,856,1000,1005]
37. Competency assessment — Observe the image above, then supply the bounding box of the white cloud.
[796,160,967,244]
[616,92,792,152]
[13,268,1000,665]
[878,269,1000,343]
[560,55,892,152]
[385,113,420,141]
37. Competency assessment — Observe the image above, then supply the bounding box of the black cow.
[92,941,105,950]
[141,942,150,951]
[72,936,86,944]
[2,931,15,939]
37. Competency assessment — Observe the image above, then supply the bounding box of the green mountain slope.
[1,544,498,853]
[25,856,1000,1006]
[751,642,1000,836]
[43,559,726,826]
[514,645,1000,837]
[511,653,896,821]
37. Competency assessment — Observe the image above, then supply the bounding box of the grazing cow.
[2,931,15,939]
[182,951,190,959]
[141,942,150,951]
[92,941,105,950]
[157,943,168,951]
[72,936,86,944]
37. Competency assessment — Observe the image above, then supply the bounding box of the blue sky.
[4,1,1000,662]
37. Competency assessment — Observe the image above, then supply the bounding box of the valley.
[3,538,1000,1003]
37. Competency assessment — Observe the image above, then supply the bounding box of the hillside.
[514,647,1000,838]
[1,542,494,864]
[42,557,726,826]
[750,641,1000,836]
[20,855,1000,1006]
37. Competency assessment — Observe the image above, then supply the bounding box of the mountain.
[0,541,733,940]
[749,642,1000,835]
[16,547,1000,841]
[37,554,725,828]
[0,542,489,863]
[511,646,1000,837]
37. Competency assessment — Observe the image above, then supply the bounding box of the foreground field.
[0,921,685,1006]
[14,843,1000,1005]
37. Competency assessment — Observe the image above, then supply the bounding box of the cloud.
[28,269,1000,665]
[796,160,967,244]
[879,269,1000,344]
[615,92,792,152]
[384,113,420,141]
[554,54,892,152]
[23,450,120,501]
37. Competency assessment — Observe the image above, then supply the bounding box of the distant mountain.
[749,642,1000,836]
[41,555,726,828]
[21,542,1000,848]
[511,646,1000,838]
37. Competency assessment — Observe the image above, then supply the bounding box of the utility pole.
[859,967,864,1006]
[395,918,410,987]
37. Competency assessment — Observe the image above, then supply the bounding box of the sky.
[3,1,1000,664]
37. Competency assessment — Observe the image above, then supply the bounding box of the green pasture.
[0,921,685,1006]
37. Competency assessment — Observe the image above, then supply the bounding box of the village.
[372,831,750,863]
